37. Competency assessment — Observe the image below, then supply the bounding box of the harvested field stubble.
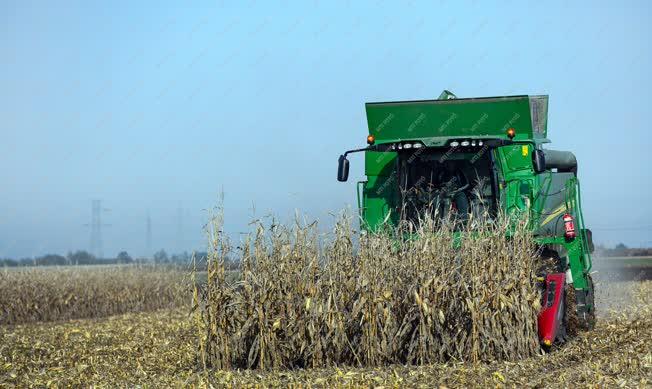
[0,266,188,324]
[1,281,650,387]
[194,212,542,370]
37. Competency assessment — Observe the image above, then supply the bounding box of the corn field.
[193,211,541,370]
[0,266,188,324]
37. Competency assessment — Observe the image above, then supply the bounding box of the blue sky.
[1,1,651,258]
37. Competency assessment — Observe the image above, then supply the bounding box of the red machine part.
[563,213,576,240]
[537,273,566,347]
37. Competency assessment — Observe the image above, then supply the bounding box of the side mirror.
[532,149,546,174]
[337,155,349,182]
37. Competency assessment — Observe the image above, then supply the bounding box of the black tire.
[564,283,580,338]
[579,273,596,331]
[565,273,596,335]
[555,291,568,344]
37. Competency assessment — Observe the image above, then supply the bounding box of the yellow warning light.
[367,134,375,145]
[507,128,516,139]
[543,339,552,346]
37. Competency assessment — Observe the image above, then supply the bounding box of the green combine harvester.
[337,91,595,347]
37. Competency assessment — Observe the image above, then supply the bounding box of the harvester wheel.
[554,293,568,344]
[579,274,596,331]
[564,284,580,338]
[564,274,596,337]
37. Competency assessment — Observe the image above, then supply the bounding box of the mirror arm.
[343,147,367,157]
[343,143,394,157]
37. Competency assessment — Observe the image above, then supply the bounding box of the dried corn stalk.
[194,210,540,369]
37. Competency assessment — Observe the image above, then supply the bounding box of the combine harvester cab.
[337,91,596,347]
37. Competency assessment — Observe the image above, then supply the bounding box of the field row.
[0,266,189,325]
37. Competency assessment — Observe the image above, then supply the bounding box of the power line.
[83,199,110,258]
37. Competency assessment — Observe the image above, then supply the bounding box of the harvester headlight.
[461,141,470,147]
[478,140,483,146]
[450,141,459,147]
[413,143,422,149]
[471,140,476,146]
[404,143,412,149]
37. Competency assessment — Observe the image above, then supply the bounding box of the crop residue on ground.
[0,281,649,387]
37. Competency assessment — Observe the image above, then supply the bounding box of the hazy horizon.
[2,1,651,258]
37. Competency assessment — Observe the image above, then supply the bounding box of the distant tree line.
[4,242,649,267]
[595,243,652,257]
[0,249,224,268]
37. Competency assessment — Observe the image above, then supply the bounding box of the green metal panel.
[494,144,535,215]
[363,151,398,231]
[365,95,547,146]
[502,144,533,171]
[365,150,396,176]
[362,175,397,231]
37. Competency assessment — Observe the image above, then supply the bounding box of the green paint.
[365,95,548,147]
